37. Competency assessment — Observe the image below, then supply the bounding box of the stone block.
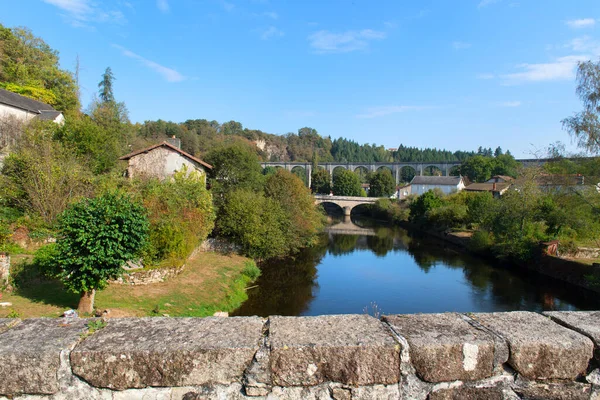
[471,311,593,380]
[269,314,400,386]
[0,318,19,334]
[350,384,400,400]
[384,313,506,382]
[266,384,333,400]
[428,387,504,400]
[545,311,600,360]
[512,377,592,400]
[0,318,88,396]
[71,317,264,390]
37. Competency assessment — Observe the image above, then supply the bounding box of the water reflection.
[233,218,600,317]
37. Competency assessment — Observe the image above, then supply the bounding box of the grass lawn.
[0,252,258,318]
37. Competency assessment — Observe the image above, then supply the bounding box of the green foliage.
[426,203,468,230]
[311,168,331,194]
[205,143,264,195]
[262,166,278,176]
[332,169,362,196]
[7,309,19,318]
[98,67,115,103]
[134,169,215,264]
[368,169,395,197]
[409,190,443,223]
[458,154,518,183]
[0,24,79,112]
[216,188,288,260]
[469,230,494,253]
[371,198,409,223]
[562,59,600,153]
[52,191,149,294]
[242,260,261,281]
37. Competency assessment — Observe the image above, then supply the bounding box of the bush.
[134,169,215,265]
[409,190,443,223]
[469,230,494,253]
[426,203,468,230]
[332,169,362,196]
[242,260,261,280]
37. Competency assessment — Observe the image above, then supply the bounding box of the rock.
[331,387,351,400]
[172,383,247,400]
[0,318,88,396]
[545,311,600,360]
[70,317,264,390]
[512,376,592,400]
[384,313,506,382]
[0,318,20,334]
[112,387,172,400]
[213,311,229,317]
[269,314,400,387]
[0,302,12,307]
[350,384,400,400]
[428,387,504,400]
[587,368,600,386]
[266,384,332,400]
[244,337,271,397]
[62,309,78,318]
[471,311,593,380]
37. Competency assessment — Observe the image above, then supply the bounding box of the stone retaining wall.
[1,311,600,399]
[109,264,185,285]
[0,253,9,286]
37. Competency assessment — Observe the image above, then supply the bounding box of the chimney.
[166,135,181,149]
[493,182,497,191]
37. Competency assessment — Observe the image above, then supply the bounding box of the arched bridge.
[314,195,379,216]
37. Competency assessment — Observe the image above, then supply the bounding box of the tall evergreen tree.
[98,67,115,103]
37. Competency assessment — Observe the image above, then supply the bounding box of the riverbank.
[399,221,600,295]
[0,251,259,318]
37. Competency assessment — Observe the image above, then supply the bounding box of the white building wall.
[0,103,37,122]
[412,183,462,196]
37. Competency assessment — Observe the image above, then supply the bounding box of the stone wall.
[109,264,186,285]
[1,311,600,399]
[0,253,9,286]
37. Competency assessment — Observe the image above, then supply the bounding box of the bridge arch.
[314,195,379,217]
[354,166,370,183]
[424,165,443,176]
[400,166,416,183]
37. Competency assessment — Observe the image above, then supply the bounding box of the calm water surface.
[233,218,600,316]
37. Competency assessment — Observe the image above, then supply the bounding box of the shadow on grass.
[14,280,79,309]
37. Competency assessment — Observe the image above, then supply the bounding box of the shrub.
[469,230,494,253]
[332,169,362,196]
[242,260,261,280]
[426,203,468,230]
[409,190,443,223]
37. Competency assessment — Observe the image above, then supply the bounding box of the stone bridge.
[314,195,379,216]
[1,311,599,399]
[324,216,377,236]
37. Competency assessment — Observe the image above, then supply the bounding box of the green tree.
[562,59,600,153]
[311,168,331,194]
[368,169,395,197]
[98,67,115,103]
[409,190,443,223]
[205,143,264,195]
[52,191,149,313]
[332,169,362,196]
[0,24,79,112]
[459,156,493,182]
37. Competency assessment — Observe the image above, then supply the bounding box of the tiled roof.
[119,141,213,169]
[410,176,463,186]
[465,182,511,192]
[0,88,56,113]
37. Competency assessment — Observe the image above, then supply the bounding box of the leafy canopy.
[52,191,149,293]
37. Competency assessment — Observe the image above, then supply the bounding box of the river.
[233,217,600,316]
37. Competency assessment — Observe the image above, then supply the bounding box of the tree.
[562,59,600,154]
[0,24,79,112]
[409,190,443,223]
[98,67,115,103]
[204,143,264,195]
[311,168,331,194]
[332,169,362,196]
[368,169,395,197]
[494,147,503,157]
[459,156,493,183]
[52,191,149,313]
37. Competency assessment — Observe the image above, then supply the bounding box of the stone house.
[464,175,515,198]
[0,88,64,125]
[409,175,466,196]
[119,140,212,181]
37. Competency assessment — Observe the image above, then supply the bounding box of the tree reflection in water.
[233,218,600,316]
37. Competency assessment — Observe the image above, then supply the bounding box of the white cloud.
[566,35,600,54]
[308,29,386,54]
[566,18,596,29]
[42,0,125,27]
[156,0,169,13]
[502,55,588,83]
[452,41,471,50]
[261,26,284,40]
[113,45,185,82]
[478,0,501,9]
[497,101,521,107]
[264,11,278,19]
[384,21,398,29]
[356,105,429,119]
[477,73,495,79]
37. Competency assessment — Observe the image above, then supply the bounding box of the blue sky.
[2,0,600,157]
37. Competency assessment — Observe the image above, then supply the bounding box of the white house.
[0,88,65,124]
[119,140,212,181]
[409,175,466,196]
